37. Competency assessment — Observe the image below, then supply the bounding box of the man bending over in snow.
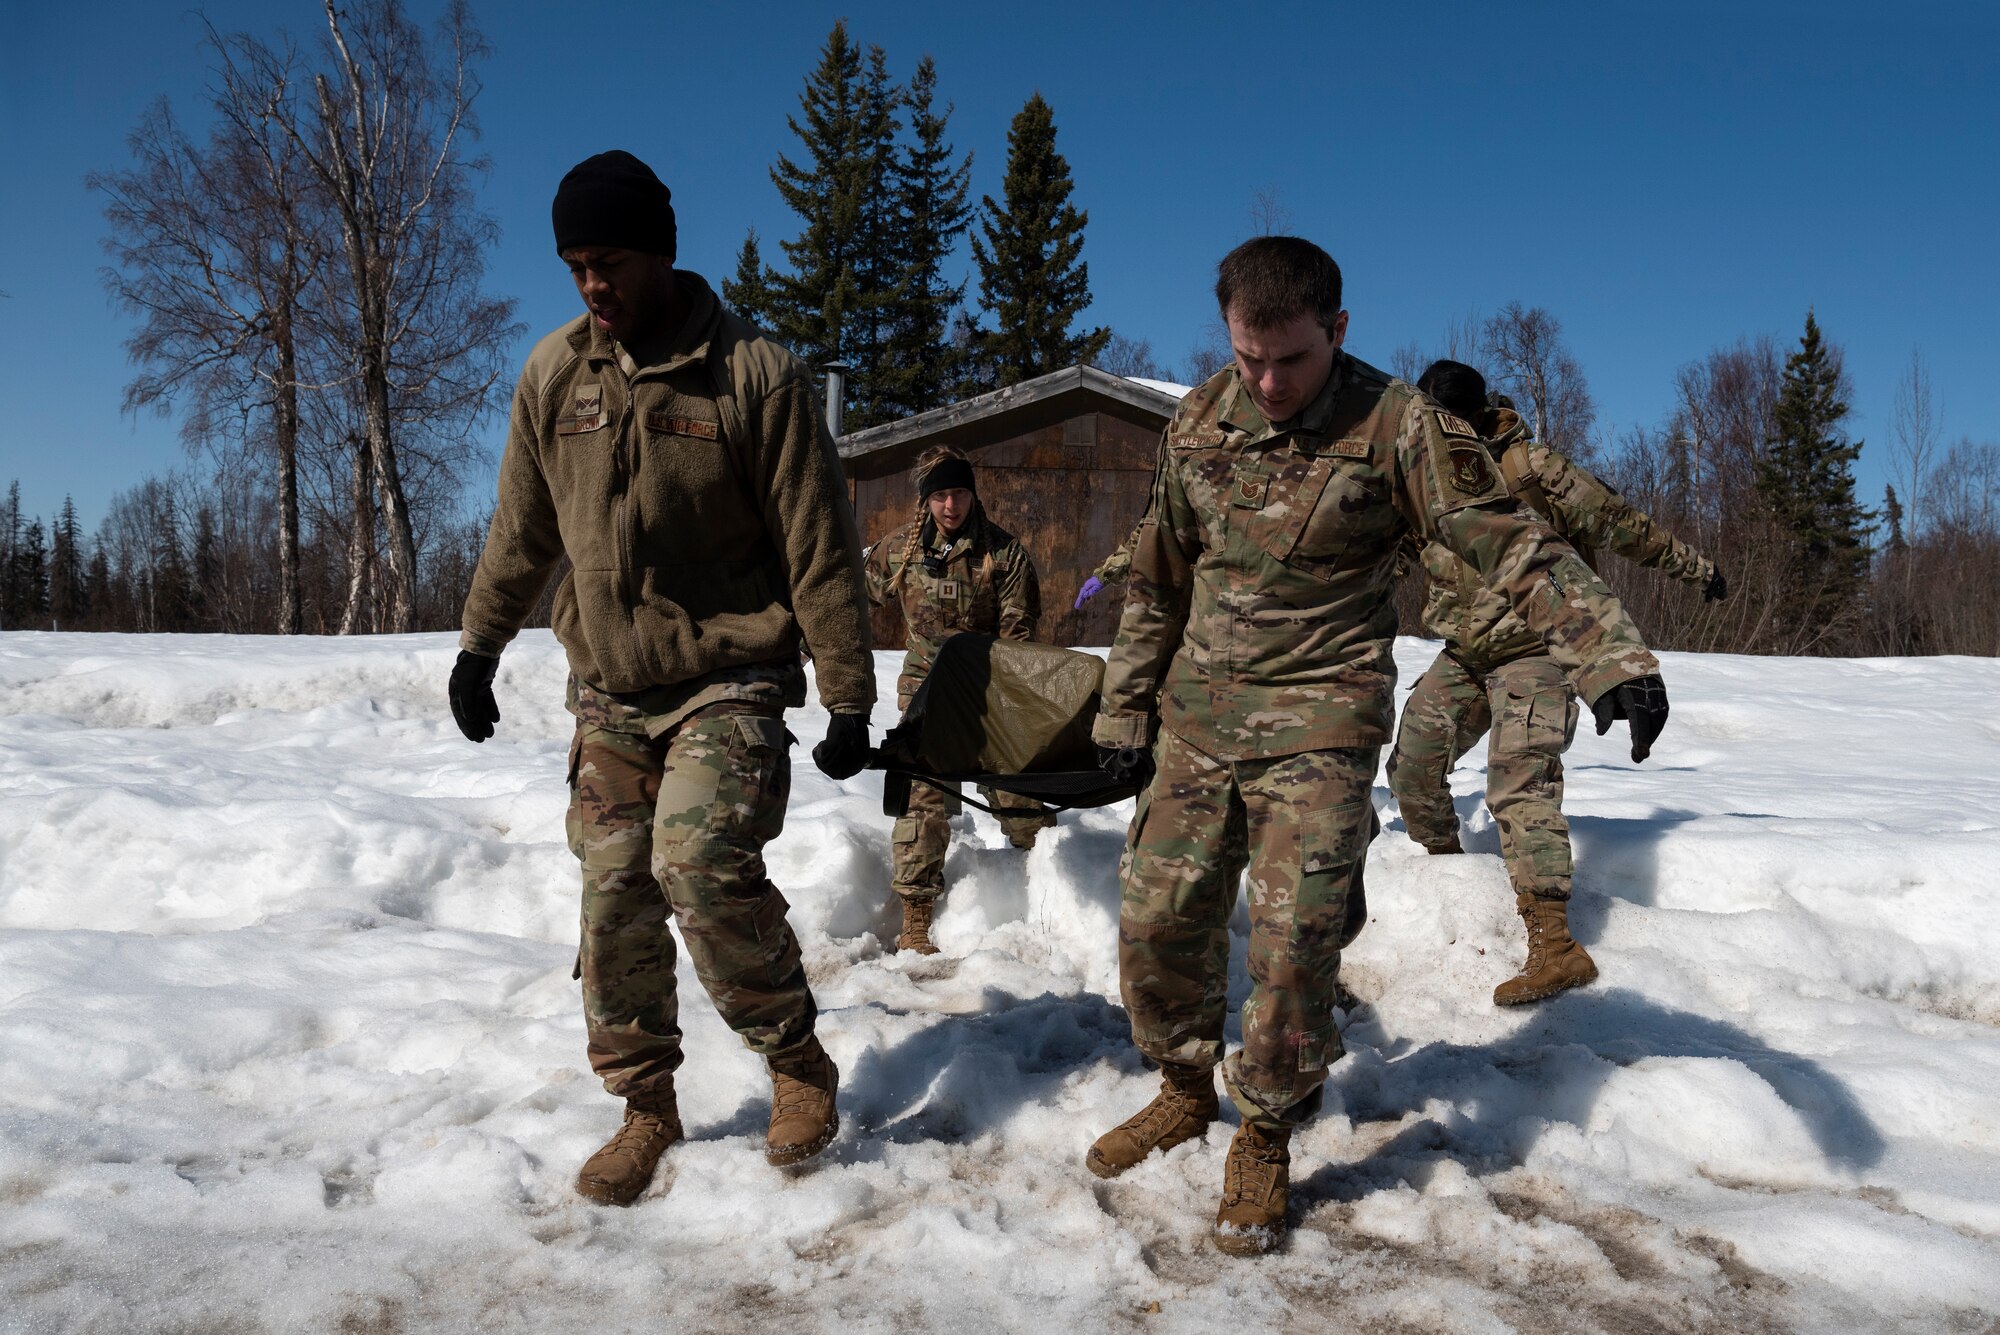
[448,150,875,1206]
[1087,236,1668,1256]
[1388,360,1725,1006]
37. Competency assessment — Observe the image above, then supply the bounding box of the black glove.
[1704,568,1728,602]
[448,650,500,743]
[1096,743,1155,793]
[813,712,871,781]
[1591,675,1668,763]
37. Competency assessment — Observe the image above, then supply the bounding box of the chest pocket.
[914,556,998,636]
[1245,438,1386,580]
[637,405,740,530]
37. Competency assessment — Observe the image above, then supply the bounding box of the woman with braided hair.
[862,445,1049,953]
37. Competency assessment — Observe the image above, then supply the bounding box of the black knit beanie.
[918,457,976,500]
[552,151,676,259]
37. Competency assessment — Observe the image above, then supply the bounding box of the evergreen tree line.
[723,21,1110,430]
[1393,307,2000,657]
[0,471,487,634]
[19,304,1993,655]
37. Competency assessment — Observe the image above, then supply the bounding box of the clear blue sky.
[3,0,1996,534]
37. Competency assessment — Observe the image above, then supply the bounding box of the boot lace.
[600,1108,676,1163]
[900,900,934,945]
[1521,901,1552,971]
[1222,1135,1283,1207]
[772,1064,831,1120]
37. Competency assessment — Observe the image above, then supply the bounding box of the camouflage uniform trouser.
[566,701,816,1101]
[1119,728,1378,1130]
[891,781,1053,900]
[1386,651,1580,900]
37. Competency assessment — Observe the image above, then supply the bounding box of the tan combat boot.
[896,896,940,955]
[1213,1122,1292,1256]
[1424,834,1464,855]
[1493,892,1598,1006]
[574,1088,683,1206]
[766,1038,840,1167]
[1085,1063,1218,1179]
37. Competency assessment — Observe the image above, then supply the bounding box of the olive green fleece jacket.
[459,273,876,713]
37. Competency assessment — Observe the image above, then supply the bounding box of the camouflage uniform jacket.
[1418,407,1716,670]
[1090,524,1142,586]
[864,510,1041,706]
[459,272,875,714]
[1094,355,1659,763]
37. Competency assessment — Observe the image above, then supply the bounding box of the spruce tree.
[769,23,876,378]
[193,504,222,630]
[842,45,905,429]
[0,482,21,628]
[12,517,49,628]
[1883,485,1907,554]
[49,496,87,629]
[1757,310,1872,644]
[86,546,114,631]
[970,93,1109,387]
[878,55,974,418]
[721,228,781,332]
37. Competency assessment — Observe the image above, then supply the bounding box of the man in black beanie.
[451,148,876,1204]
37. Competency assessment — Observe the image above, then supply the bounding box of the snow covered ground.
[2,631,1997,1334]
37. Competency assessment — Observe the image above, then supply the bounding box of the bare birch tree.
[92,34,322,634]
[1481,302,1597,464]
[1889,349,1940,543]
[278,0,515,632]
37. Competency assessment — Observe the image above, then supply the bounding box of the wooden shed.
[838,366,1186,649]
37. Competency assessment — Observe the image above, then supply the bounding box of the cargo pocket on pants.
[1295,1021,1335,1074]
[1295,797,1368,962]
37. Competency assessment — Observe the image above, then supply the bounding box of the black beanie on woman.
[551,150,677,259]
[918,457,976,500]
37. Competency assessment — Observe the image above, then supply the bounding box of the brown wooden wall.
[849,410,1160,649]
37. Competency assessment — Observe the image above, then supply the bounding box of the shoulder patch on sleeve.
[1448,446,1497,496]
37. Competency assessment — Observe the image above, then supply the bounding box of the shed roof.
[835,364,1189,465]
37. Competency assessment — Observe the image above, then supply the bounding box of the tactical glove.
[1704,569,1728,602]
[1591,674,1668,763]
[813,712,871,781]
[448,650,501,743]
[1096,742,1155,793]
[1073,575,1105,610]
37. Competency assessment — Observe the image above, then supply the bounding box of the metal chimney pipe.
[823,362,853,437]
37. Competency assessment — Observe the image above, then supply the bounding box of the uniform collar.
[1217,352,1351,443]
[921,508,983,559]
[573,271,723,374]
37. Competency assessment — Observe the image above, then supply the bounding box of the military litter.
[1,631,1996,1333]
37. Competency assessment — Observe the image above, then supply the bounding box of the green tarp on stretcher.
[867,633,1140,816]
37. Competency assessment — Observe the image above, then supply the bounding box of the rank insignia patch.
[1449,447,1495,495]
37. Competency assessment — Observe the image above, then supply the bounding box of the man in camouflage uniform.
[864,445,1049,954]
[447,151,876,1207]
[1087,238,1668,1256]
[1388,360,1725,1006]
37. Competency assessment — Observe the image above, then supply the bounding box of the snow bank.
[2,630,1997,1332]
